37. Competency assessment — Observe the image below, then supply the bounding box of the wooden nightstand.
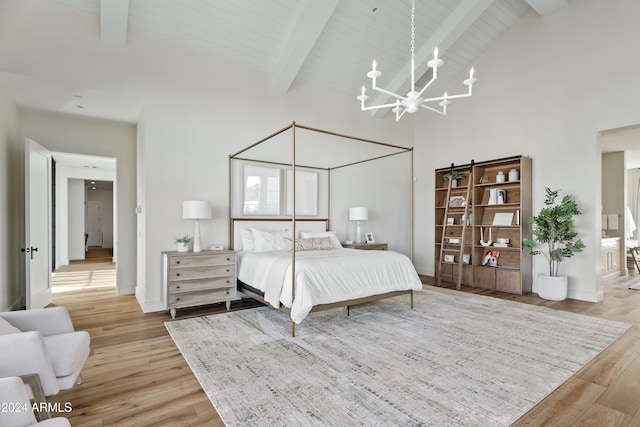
[162,250,237,319]
[342,243,388,251]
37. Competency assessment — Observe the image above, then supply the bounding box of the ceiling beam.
[371,0,495,118]
[100,0,129,48]
[524,0,570,16]
[271,0,339,93]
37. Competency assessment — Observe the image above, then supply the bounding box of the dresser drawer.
[168,287,236,308]
[168,264,235,281]
[169,277,234,293]
[169,254,234,268]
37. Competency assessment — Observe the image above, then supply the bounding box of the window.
[242,165,319,216]
[286,170,318,215]
[243,165,280,215]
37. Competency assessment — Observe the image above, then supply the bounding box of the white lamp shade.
[349,207,368,221]
[183,201,212,220]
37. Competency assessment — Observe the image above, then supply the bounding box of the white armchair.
[0,307,90,399]
[0,377,71,427]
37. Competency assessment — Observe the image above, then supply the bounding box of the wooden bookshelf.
[435,156,532,294]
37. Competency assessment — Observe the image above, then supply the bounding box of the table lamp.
[183,200,212,252]
[349,207,368,244]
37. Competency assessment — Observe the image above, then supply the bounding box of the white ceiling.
[0,0,573,124]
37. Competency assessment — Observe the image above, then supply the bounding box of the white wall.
[67,178,85,260]
[602,152,626,240]
[414,0,640,302]
[0,81,21,311]
[20,111,136,295]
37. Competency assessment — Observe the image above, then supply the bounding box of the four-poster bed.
[229,122,421,336]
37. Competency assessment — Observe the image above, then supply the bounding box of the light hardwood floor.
[47,260,640,427]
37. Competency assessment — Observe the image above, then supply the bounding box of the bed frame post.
[291,121,297,328]
[410,149,414,262]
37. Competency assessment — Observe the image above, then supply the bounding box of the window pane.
[286,170,318,215]
[243,165,280,215]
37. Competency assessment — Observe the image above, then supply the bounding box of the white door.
[24,138,52,309]
[86,201,102,246]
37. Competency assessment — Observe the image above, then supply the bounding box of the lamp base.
[193,219,202,252]
[356,221,363,244]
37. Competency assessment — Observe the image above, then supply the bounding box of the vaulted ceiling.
[1,0,569,123]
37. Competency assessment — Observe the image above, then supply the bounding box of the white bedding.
[237,248,422,323]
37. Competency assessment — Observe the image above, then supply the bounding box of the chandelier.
[357,0,477,122]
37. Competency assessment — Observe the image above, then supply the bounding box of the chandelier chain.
[411,0,415,60]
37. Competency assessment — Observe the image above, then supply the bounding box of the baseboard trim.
[135,287,165,313]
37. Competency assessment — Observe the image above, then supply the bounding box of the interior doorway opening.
[600,124,640,293]
[51,152,117,294]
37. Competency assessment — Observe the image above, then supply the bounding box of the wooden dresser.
[162,250,236,319]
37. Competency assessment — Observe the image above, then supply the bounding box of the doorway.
[600,124,640,292]
[49,152,117,294]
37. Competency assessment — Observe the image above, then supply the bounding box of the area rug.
[165,286,630,426]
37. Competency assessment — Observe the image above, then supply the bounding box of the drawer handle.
[226,290,229,295]
[176,273,180,277]
[226,269,230,273]
[226,258,230,261]
[176,298,180,301]
[226,280,230,284]
[176,285,180,289]
[176,260,181,265]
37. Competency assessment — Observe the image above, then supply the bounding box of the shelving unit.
[434,156,532,294]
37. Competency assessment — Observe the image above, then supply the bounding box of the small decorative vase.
[537,274,568,301]
[508,169,520,181]
[496,171,505,183]
[451,179,458,188]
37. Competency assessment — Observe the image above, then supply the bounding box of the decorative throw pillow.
[252,229,292,252]
[284,237,333,251]
[299,230,343,249]
[0,317,21,335]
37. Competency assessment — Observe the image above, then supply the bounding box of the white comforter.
[237,248,422,323]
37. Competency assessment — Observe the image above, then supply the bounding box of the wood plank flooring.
[46,261,640,426]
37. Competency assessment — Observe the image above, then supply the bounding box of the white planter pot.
[537,274,568,301]
[176,242,190,252]
[451,179,458,188]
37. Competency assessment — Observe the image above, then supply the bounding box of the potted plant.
[175,235,192,252]
[523,188,586,300]
[443,170,464,188]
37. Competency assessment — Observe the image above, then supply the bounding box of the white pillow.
[299,230,343,249]
[0,317,21,335]
[252,228,292,252]
[241,229,255,251]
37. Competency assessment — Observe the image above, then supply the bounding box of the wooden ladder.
[437,161,473,290]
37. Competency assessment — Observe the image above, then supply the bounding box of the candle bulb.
[372,60,377,71]
[361,86,365,96]
[470,67,475,79]
[433,47,438,60]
